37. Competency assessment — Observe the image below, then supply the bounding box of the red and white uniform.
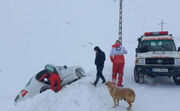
[110,43,127,86]
[38,72,61,92]
[49,72,61,92]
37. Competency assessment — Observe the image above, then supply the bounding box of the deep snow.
[1,0,180,111]
[3,66,180,111]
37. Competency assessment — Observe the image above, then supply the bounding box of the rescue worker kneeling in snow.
[37,66,61,92]
[110,40,127,87]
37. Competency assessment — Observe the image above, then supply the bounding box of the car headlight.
[175,59,180,65]
[135,58,145,65]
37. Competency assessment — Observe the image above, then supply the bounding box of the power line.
[115,0,180,39]
[158,20,166,31]
[128,0,178,32]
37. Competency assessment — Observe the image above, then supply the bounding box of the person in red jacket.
[110,40,127,87]
[48,71,61,92]
[37,66,61,92]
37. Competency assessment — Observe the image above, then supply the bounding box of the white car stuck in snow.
[14,64,85,104]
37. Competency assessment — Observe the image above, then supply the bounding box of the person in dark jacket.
[92,46,106,87]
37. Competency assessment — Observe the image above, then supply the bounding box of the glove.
[43,78,50,84]
[44,78,48,82]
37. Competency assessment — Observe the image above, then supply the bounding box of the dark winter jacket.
[94,46,106,66]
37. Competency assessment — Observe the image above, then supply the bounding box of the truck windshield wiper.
[158,46,169,51]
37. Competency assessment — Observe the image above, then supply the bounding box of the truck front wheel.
[134,68,144,84]
[173,75,180,85]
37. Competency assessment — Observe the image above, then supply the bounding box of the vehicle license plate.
[152,68,168,72]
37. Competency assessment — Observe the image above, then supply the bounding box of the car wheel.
[134,68,144,84]
[40,85,50,93]
[75,68,85,79]
[173,75,180,85]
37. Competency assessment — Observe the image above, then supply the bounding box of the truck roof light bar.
[144,31,169,36]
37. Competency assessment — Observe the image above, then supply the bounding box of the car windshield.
[45,65,55,73]
[140,40,176,52]
[25,77,33,87]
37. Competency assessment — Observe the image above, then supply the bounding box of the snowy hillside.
[1,0,180,111]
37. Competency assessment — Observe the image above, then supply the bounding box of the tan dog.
[105,81,135,110]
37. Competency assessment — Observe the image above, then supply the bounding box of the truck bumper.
[135,65,180,76]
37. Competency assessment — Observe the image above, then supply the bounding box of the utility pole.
[118,0,123,42]
[158,20,166,31]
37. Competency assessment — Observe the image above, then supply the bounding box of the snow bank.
[3,66,177,111]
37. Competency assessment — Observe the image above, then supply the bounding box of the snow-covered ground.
[3,65,180,111]
[1,0,180,111]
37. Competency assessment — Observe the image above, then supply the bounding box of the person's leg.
[56,80,61,92]
[117,74,123,86]
[112,63,118,84]
[93,66,100,86]
[117,63,125,86]
[119,62,125,75]
[50,80,55,91]
[98,65,106,83]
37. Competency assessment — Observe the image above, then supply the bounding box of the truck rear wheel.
[173,75,180,85]
[134,68,144,84]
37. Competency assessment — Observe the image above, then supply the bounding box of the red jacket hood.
[112,43,121,48]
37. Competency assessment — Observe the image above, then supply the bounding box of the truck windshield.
[140,40,176,52]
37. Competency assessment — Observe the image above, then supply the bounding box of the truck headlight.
[175,59,180,65]
[135,58,145,65]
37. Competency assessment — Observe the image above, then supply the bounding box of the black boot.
[91,83,97,87]
[102,80,106,84]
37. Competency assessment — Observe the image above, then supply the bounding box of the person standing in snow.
[92,46,106,87]
[37,67,61,92]
[110,40,127,87]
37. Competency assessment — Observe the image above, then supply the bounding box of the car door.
[60,67,76,85]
